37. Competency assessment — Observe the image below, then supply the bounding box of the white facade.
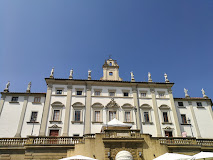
[0,58,212,138]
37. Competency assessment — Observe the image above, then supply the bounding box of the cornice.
[0,92,46,97]
[45,78,174,88]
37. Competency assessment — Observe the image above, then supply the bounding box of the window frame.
[92,103,103,123]
[159,105,172,124]
[158,91,165,98]
[72,102,84,124]
[11,97,18,102]
[75,88,84,96]
[33,97,41,103]
[178,102,184,107]
[196,102,202,107]
[30,111,38,122]
[181,114,187,124]
[108,89,116,97]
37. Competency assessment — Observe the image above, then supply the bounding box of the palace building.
[0,58,213,160]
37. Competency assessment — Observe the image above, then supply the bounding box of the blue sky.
[0,0,213,99]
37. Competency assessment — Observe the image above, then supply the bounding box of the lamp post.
[134,107,138,130]
[31,115,37,136]
[187,118,194,137]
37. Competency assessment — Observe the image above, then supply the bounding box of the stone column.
[62,85,72,136]
[0,94,6,116]
[188,101,201,138]
[168,89,181,137]
[132,86,142,131]
[150,88,162,137]
[15,96,29,137]
[84,84,92,134]
[39,84,52,136]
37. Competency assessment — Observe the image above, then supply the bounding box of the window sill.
[52,94,67,96]
[162,122,172,125]
[72,95,86,97]
[71,121,83,124]
[197,106,204,108]
[142,122,153,125]
[32,102,41,104]
[181,123,191,125]
[9,101,19,104]
[92,121,103,124]
[177,106,186,108]
[27,121,39,124]
[49,121,62,124]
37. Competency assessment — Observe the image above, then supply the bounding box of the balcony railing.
[0,138,28,146]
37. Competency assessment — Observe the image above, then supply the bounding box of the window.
[109,62,112,66]
[109,92,115,97]
[73,134,79,137]
[181,114,187,124]
[34,97,41,103]
[159,92,165,98]
[76,91,82,95]
[56,90,62,94]
[109,111,116,121]
[11,97,18,102]
[197,102,202,107]
[75,110,81,121]
[163,112,169,122]
[95,91,101,96]
[30,112,38,122]
[144,112,150,122]
[123,92,129,97]
[109,72,113,76]
[141,93,147,97]
[124,111,131,122]
[165,131,173,137]
[53,110,60,121]
[178,102,184,106]
[95,111,100,122]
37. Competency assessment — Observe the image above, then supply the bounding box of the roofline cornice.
[0,92,46,96]
[45,78,174,88]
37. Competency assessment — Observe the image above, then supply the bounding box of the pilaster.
[84,84,92,134]
[62,85,72,136]
[0,94,6,116]
[39,84,52,136]
[15,96,29,137]
[188,101,201,138]
[150,88,162,137]
[132,86,142,131]
[168,89,181,137]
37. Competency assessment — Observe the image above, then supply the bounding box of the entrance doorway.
[49,130,59,136]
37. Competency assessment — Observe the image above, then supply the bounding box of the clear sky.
[0,0,213,99]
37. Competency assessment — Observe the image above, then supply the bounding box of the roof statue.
[184,88,190,98]
[26,82,31,93]
[88,70,91,80]
[148,72,152,82]
[4,81,10,92]
[50,67,54,78]
[164,73,169,83]
[130,71,135,82]
[201,88,208,98]
[69,69,73,79]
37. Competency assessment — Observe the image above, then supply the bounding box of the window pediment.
[106,98,119,108]
[159,104,170,110]
[51,101,64,107]
[72,102,84,108]
[140,104,152,109]
[92,102,104,108]
[121,103,133,109]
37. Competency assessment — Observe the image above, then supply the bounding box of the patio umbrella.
[193,152,213,160]
[153,153,193,160]
[59,155,97,160]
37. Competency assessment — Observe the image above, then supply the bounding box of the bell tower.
[100,58,122,81]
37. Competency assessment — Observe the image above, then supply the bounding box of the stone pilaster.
[150,88,162,137]
[188,101,201,138]
[132,86,142,131]
[39,84,52,136]
[168,89,181,137]
[15,96,29,137]
[84,84,92,134]
[0,94,6,116]
[62,85,72,136]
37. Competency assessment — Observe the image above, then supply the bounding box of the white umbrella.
[153,153,193,160]
[59,155,97,160]
[193,152,213,159]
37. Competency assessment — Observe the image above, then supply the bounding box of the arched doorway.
[115,151,133,160]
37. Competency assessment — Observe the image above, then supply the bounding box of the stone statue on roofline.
[26,82,31,93]
[201,88,208,98]
[130,71,135,82]
[50,67,54,78]
[148,72,152,82]
[88,70,91,80]
[184,88,190,98]
[69,69,73,79]
[164,73,169,83]
[4,81,10,92]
